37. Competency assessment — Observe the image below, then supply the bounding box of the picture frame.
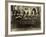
[5,1,45,36]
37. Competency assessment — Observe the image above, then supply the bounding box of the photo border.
[5,1,45,36]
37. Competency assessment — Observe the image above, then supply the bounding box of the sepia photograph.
[8,2,44,35]
[11,5,41,31]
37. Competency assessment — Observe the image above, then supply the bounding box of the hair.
[31,8,36,15]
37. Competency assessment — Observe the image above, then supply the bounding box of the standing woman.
[31,8,36,16]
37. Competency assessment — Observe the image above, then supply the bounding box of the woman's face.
[33,10,35,13]
[15,6,19,10]
[15,7,18,10]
